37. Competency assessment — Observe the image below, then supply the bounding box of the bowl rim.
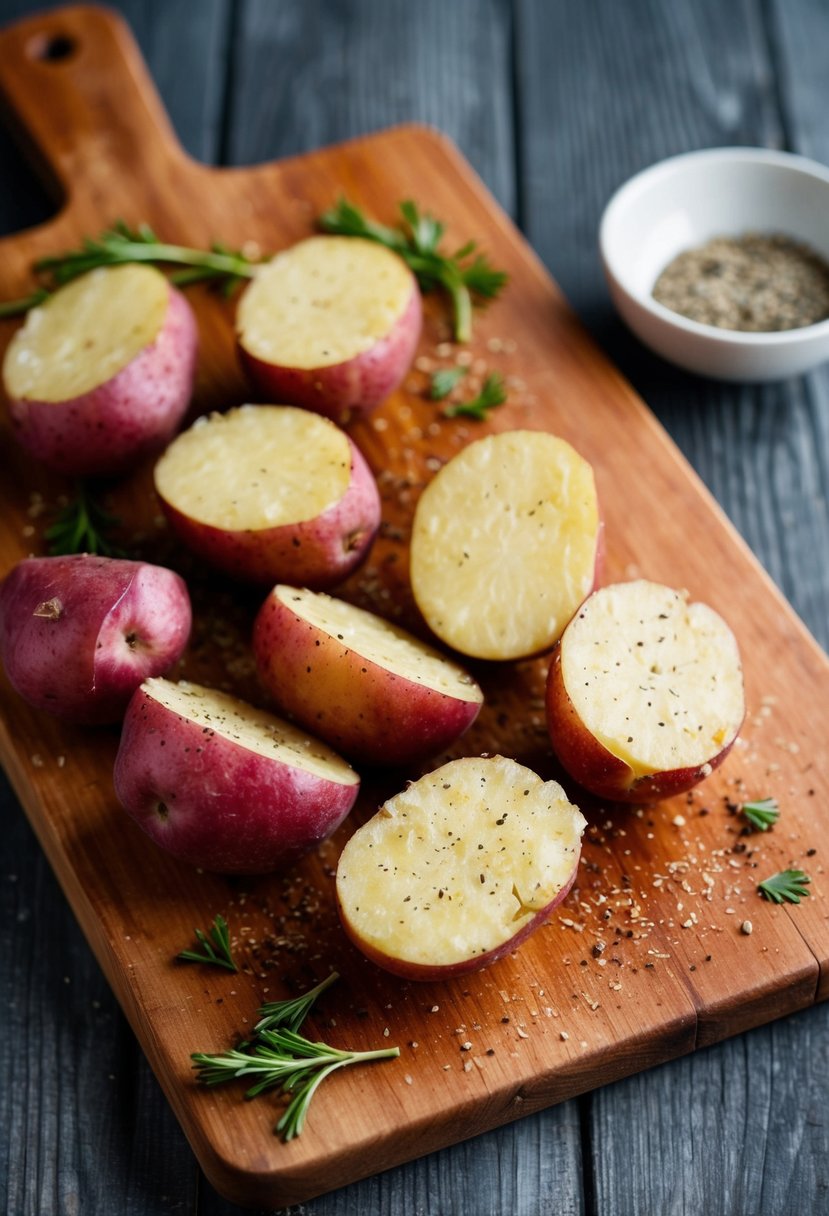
[599,146,829,348]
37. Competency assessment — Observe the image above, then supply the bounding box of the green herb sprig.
[320,198,507,342]
[193,1027,399,1141]
[255,971,340,1035]
[740,796,780,832]
[443,372,507,420]
[757,869,811,904]
[45,482,123,557]
[192,972,398,1140]
[178,914,238,973]
[429,366,466,400]
[1,222,261,318]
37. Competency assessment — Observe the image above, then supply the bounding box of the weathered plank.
[514,1,829,1214]
[223,0,516,215]
[0,4,228,1215]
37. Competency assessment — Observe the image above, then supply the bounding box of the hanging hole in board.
[27,33,77,62]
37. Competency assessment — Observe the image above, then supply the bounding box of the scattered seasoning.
[740,920,753,936]
[652,233,829,331]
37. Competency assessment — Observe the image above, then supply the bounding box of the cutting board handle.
[0,4,185,218]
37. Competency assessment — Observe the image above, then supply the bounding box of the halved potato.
[336,755,586,980]
[3,265,197,476]
[154,404,380,587]
[410,430,602,660]
[546,580,745,802]
[253,584,483,766]
[237,235,422,425]
[114,678,359,873]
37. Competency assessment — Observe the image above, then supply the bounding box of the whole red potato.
[0,555,192,724]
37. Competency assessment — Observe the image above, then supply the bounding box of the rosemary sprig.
[0,287,50,319]
[192,972,398,1139]
[0,222,261,318]
[319,198,507,342]
[255,971,340,1035]
[178,914,238,973]
[192,1028,399,1141]
[740,796,780,832]
[44,482,123,557]
[36,222,259,291]
[429,366,466,400]
[443,371,507,421]
[757,869,811,905]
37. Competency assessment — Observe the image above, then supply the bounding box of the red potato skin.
[114,687,359,874]
[239,282,422,426]
[545,645,741,803]
[158,434,381,588]
[252,593,482,766]
[336,865,578,982]
[7,286,197,477]
[0,556,192,724]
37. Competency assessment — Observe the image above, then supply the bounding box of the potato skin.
[239,281,422,426]
[7,286,197,477]
[0,555,192,724]
[337,865,578,982]
[158,434,381,587]
[113,686,359,873]
[252,590,482,766]
[545,644,739,803]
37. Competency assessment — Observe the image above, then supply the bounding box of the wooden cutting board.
[0,6,827,1208]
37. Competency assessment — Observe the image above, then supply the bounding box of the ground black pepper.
[653,232,829,331]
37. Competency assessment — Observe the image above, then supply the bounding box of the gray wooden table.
[1,1,827,1213]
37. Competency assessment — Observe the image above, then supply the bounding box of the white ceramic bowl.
[599,148,829,381]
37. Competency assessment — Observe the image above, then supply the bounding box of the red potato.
[336,755,586,981]
[546,580,745,803]
[2,265,197,476]
[0,555,191,724]
[114,678,360,874]
[237,235,422,425]
[410,430,603,661]
[154,404,381,587]
[253,585,483,766]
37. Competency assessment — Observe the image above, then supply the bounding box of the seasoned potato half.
[154,404,380,586]
[546,580,745,802]
[3,265,196,476]
[336,755,586,980]
[410,430,602,660]
[114,678,359,873]
[254,584,483,766]
[237,236,421,424]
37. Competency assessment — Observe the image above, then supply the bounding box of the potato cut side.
[154,405,352,530]
[142,678,358,784]
[3,265,169,401]
[272,586,483,701]
[337,756,585,970]
[237,236,415,368]
[410,431,600,660]
[561,581,745,775]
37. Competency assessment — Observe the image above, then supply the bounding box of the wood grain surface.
[0,3,828,1213]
